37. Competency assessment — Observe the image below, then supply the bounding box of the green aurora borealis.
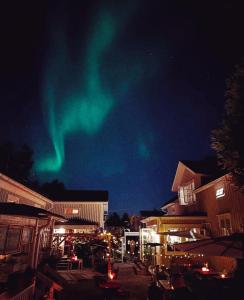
[37,8,117,172]
[36,2,152,174]
[2,0,238,212]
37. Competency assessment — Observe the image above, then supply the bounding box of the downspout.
[49,219,55,255]
[31,218,39,268]
[34,217,53,269]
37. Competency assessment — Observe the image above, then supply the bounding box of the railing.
[0,283,35,300]
[36,270,63,300]
[11,283,35,300]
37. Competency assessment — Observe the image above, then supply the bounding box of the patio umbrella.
[159,230,193,238]
[159,230,209,239]
[144,242,164,247]
[174,233,244,259]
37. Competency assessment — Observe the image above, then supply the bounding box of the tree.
[40,179,66,198]
[105,212,122,227]
[121,212,130,229]
[0,142,34,185]
[211,62,244,191]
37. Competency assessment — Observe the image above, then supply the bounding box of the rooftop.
[49,190,108,202]
[140,210,165,217]
[181,157,220,175]
[56,217,98,226]
[161,195,178,207]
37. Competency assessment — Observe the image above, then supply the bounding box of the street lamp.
[100,232,113,280]
[107,232,113,280]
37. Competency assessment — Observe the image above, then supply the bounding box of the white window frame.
[216,187,225,199]
[178,180,196,205]
[217,213,232,236]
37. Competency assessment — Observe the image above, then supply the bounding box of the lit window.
[218,216,232,236]
[178,181,196,205]
[216,187,225,198]
[64,208,79,214]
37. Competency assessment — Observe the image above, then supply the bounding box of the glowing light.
[72,255,78,261]
[201,267,209,272]
[55,228,65,234]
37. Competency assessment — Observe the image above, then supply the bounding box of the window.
[218,214,232,236]
[178,180,196,205]
[64,208,79,214]
[216,187,225,198]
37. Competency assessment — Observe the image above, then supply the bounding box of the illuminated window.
[216,187,225,198]
[218,214,232,236]
[64,208,79,214]
[178,181,196,205]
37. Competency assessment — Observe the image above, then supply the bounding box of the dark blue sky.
[1,0,244,213]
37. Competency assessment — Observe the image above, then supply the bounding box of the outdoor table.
[67,259,83,270]
[193,268,219,276]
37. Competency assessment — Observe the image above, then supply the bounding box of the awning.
[159,230,193,238]
[144,243,164,247]
[159,230,209,239]
[174,233,244,258]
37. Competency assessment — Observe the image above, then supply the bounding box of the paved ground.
[115,263,152,300]
[58,262,152,300]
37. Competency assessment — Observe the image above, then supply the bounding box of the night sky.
[1,0,244,213]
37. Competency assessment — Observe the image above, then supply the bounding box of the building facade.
[171,160,244,237]
[0,173,65,298]
[141,159,244,268]
[51,190,108,230]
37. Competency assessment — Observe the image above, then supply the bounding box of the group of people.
[147,265,167,300]
[147,264,194,300]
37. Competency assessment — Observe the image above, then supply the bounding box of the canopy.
[159,230,193,238]
[159,230,208,239]
[174,233,244,259]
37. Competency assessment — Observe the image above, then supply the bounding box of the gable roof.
[55,217,98,226]
[172,157,221,192]
[51,190,108,202]
[0,172,53,206]
[161,195,178,208]
[181,158,219,175]
[140,210,165,217]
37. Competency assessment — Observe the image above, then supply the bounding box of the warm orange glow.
[220,273,226,278]
[109,272,114,280]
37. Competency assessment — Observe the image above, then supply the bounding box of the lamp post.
[107,233,112,280]
[100,232,113,280]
